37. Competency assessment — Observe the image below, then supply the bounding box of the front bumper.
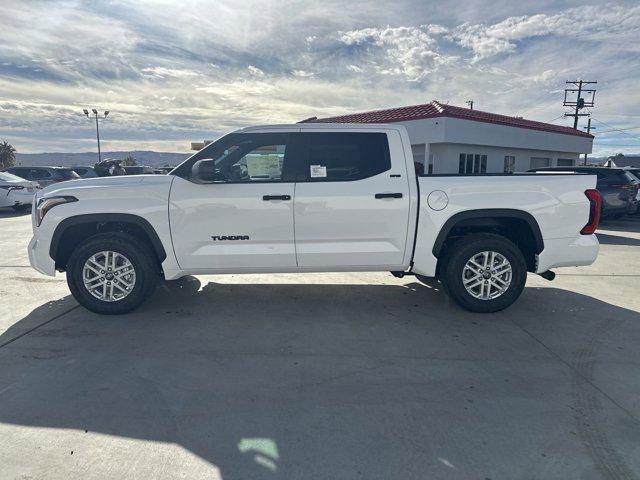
[536,234,599,273]
[28,235,56,276]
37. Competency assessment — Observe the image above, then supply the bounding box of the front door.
[293,130,411,269]
[169,131,298,271]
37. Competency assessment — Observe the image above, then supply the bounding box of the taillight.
[581,189,601,235]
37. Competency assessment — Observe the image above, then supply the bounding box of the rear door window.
[58,169,80,180]
[31,169,52,180]
[297,132,391,182]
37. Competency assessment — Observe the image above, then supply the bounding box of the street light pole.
[94,110,102,162]
[83,108,110,162]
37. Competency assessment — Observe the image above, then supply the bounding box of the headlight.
[36,196,77,226]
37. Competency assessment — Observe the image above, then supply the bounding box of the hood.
[38,174,174,198]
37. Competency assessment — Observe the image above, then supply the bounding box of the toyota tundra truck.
[28,124,601,315]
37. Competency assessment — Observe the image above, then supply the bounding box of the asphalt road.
[0,209,639,480]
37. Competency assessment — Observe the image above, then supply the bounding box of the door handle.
[374,193,403,199]
[263,195,291,201]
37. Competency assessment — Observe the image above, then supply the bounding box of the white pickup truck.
[28,124,601,315]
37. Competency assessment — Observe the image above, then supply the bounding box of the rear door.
[293,129,411,269]
[169,131,300,271]
[597,171,631,211]
[31,169,55,187]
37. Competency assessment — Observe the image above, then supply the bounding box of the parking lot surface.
[0,210,639,480]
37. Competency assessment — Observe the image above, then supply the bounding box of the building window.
[411,144,425,163]
[412,144,426,176]
[504,155,516,173]
[557,158,574,167]
[530,157,551,169]
[459,153,487,174]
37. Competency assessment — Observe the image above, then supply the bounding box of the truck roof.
[238,123,406,133]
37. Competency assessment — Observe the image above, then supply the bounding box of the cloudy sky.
[1,0,639,155]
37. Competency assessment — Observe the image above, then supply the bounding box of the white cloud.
[339,25,456,81]
[0,1,638,156]
[247,65,265,77]
[451,4,640,61]
[141,67,200,79]
[292,69,314,78]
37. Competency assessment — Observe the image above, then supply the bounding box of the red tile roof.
[299,100,593,138]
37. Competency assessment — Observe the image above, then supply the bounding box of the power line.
[598,125,640,134]
[546,114,566,123]
[591,117,640,142]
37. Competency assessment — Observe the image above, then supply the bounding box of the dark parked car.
[3,166,80,187]
[625,168,640,213]
[123,165,156,175]
[528,166,639,219]
[70,166,98,178]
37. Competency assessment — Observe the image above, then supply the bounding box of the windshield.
[0,171,27,182]
[59,169,81,180]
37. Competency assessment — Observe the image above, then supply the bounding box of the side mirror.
[191,159,218,183]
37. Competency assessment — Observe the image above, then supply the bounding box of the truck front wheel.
[66,232,159,315]
[441,234,527,313]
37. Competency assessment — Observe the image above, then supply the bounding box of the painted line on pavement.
[0,305,79,349]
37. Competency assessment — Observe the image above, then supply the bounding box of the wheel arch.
[50,213,167,270]
[432,209,544,272]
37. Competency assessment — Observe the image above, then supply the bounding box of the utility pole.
[582,118,595,165]
[466,100,474,110]
[83,108,110,162]
[563,80,596,129]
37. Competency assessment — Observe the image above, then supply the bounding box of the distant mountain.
[15,151,191,168]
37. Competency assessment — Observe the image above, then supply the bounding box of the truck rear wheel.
[441,234,527,313]
[66,232,159,315]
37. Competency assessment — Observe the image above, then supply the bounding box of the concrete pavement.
[0,209,639,479]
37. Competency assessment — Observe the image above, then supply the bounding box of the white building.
[300,101,593,174]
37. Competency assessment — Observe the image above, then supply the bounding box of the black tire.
[12,204,30,212]
[441,234,527,313]
[66,232,160,315]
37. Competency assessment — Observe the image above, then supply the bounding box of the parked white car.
[0,171,40,211]
[28,124,601,315]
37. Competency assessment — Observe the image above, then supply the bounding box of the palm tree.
[0,141,16,169]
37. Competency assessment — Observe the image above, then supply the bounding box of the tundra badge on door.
[212,235,250,241]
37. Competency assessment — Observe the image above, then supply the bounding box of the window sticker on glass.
[246,155,282,179]
[310,165,327,178]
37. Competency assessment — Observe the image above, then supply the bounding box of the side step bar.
[390,271,415,279]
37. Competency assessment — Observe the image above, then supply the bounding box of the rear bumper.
[9,190,36,206]
[536,234,599,273]
[28,235,56,276]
